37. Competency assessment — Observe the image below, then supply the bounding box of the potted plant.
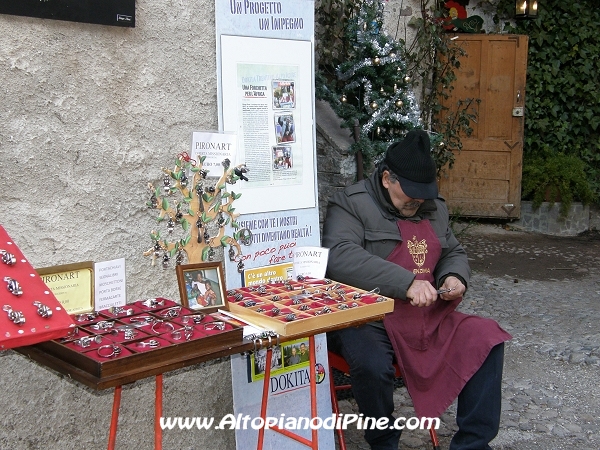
[521,153,595,219]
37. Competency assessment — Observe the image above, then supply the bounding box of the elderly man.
[322,130,511,450]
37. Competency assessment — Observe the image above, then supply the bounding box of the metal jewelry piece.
[75,312,99,322]
[4,277,22,296]
[1,250,16,266]
[256,308,266,313]
[160,306,182,318]
[75,335,102,348]
[171,326,194,341]
[285,313,296,322]
[136,339,160,348]
[142,298,164,308]
[129,315,154,326]
[375,296,385,302]
[238,228,253,246]
[242,300,257,307]
[110,326,138,340]
[97,344,122,358]
[151,320,175,334]
[271,307,280,316]
[181,314,205,324]
[33,301,53,318]
[109,306,134,316]
[204,321,226,331]
[233,293,244,302]
[3,305,25,325]
[337,304,349,310]
[91,320,115,331]
[256,286,267,295]
[298,304,310,311]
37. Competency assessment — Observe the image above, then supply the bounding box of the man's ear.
[381,170,392,189]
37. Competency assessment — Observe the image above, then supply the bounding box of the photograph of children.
[283,340,309,367]
[182,268,223,310]
[274,114,295,143]
[272,145,293,170]
[272,80,295,109]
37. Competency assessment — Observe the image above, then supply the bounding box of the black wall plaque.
[0,0,135,28]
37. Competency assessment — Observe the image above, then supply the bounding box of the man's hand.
[438,276,466,301]
[406,280,438,307]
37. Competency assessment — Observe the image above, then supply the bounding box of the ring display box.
[226,277,394,337]
[16,298,244,389]
[0,225,75,349]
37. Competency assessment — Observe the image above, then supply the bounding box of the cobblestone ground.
[334,225,600,450]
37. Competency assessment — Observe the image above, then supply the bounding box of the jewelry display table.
[16,278,392,450]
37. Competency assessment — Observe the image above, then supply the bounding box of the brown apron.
[383,219,511,418]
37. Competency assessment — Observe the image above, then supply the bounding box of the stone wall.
[0,3,237,448]
[514,201,599,236]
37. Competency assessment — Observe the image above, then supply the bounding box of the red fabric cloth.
[0,225,75,349]
[383,219,511,418]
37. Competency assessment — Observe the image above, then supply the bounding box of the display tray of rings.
[19,297,244,389]
[226,277,394,337]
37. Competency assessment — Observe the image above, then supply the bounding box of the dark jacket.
[322,170,471,300]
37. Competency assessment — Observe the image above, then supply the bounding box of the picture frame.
[176,262,228,313]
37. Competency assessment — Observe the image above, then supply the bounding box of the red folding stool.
[328,350,441,450]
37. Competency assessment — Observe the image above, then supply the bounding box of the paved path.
[334,226,600,449]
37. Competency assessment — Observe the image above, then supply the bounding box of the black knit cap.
[383,130,438,199]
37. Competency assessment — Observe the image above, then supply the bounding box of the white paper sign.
[191,131,237,178]
[292,246,329,279]
[94,258,126,311]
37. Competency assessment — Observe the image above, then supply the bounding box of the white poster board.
[220,35,316,214]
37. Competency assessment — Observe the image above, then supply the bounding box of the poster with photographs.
[248,338,309,382]
[220,36,316,214]
[272,80,295,109]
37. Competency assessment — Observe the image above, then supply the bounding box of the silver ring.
[91,320,115,331]
[136,339,160,348]
[204,321,225,331]
[97,344,122,358]
[75,312,99,322]
[129,315,154,326]
[142,298,164,308]
[4,277,22,296]
[109,306,134,316]
[160,306,182,318]
[181,314,205,324]
[33,301,53,318]
[75,335,102,348]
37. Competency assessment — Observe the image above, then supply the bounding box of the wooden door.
[438,34,528,219]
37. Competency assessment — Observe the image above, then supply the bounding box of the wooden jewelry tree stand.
[143,152,250,269]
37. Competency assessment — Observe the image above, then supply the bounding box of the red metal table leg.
[256,337,320,450]
[107,385,122,450]
[256,347,273,450]
[308,335,318,450]
[155,374,163,450]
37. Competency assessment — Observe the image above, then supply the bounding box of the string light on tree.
[316,0,421,171]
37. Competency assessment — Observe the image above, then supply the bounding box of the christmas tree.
[316,0,422,174]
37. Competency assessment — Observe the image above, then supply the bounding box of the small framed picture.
[176,262,228,313]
